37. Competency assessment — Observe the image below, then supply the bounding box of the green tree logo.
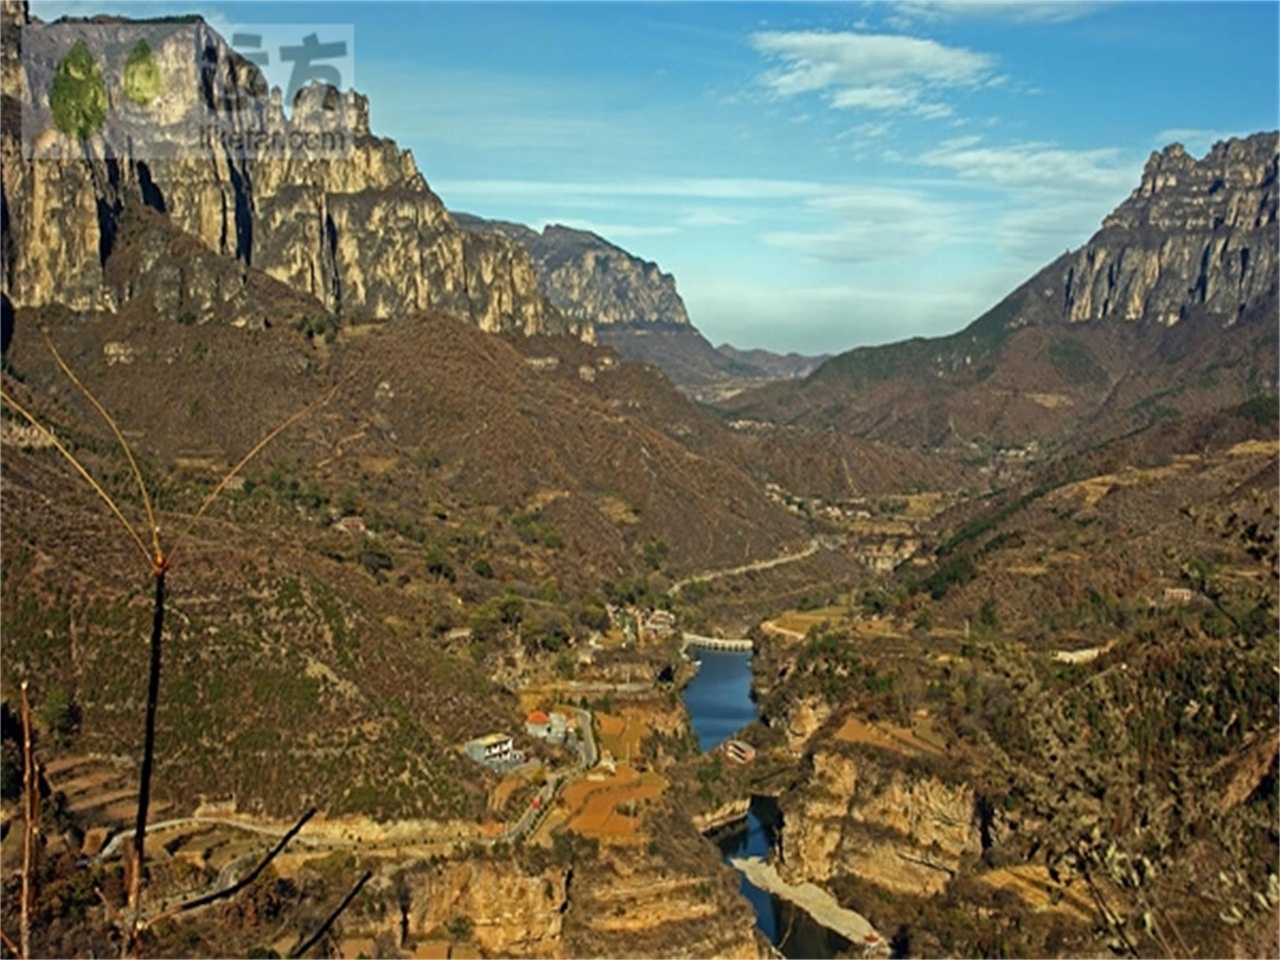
[123,38,162,106]
[50,38,107,139]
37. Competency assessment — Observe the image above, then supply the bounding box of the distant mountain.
[453,214,691,329]
[457,213,826,398]
[715,343,829,380]
[724,133,1279,454]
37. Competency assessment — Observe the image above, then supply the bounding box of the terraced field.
[560,767,667,843]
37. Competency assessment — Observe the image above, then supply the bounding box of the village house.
[525,711,550,738]
[465,733,515,768]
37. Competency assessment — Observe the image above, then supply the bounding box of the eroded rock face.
[0,10,586,338]
[457,215,690,328]
[777,747,979,898]
[404,859,568,958]
[1063,133,1278,326]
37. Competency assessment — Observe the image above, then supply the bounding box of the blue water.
[681,650,850,959]
[683,649,758,752]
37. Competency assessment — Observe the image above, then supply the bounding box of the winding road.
[668,538,824,596]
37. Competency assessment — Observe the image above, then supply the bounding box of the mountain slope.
[723,133,1279,454]
[457,213,825,398]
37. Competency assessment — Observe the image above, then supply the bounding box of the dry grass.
[595,711,650,760]
[974,864,1094,922]
[596,495,640,526]
[561,767,667,842]
[1226,438,1280,457]
[833,714,944,758]
[770,604,847,634]
[489,765,543,814]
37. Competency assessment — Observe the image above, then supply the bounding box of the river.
[682,649,851,959]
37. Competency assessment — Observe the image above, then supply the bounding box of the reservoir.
[682,649,851,959]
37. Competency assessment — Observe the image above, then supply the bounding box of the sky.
[30,0,1280,355]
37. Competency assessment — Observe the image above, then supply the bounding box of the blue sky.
[31,1,1280,354]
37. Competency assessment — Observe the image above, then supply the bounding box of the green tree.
[978,599,999,631]
[123,38,162,106]
[39,685,80,747]
[643,538,669,571]
[445,916,474,942]
[51,40,107,139]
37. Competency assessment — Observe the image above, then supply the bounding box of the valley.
[0,3,1276,959]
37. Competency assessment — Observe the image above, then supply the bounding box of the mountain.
[723,133,1278,454]
[1,7,586,338]
[457,213,825,399]
[0,6,812,835]
[454,215,690,329]
[715,343,829,380]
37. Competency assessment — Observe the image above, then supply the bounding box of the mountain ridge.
[722,132,1279,453]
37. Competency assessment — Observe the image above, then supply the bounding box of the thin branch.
[42,328,161,563]
[1,388,152,565]
[169,374,347,567]
[20,682,38,960]
[290,870,373,959]
[1,927,20,958]
[146,808,317,926]
[126,570,166,956]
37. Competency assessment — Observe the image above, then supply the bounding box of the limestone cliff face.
[404,859,568,958]
[0,8,584,337]
[1062,133,1278,326]
[777,747,979,898]
[457,215,690,328]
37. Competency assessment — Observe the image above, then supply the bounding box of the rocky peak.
[0,14,587,339]
[459,214,690,327]
[1065,132,1278,325]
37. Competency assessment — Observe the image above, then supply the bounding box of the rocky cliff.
[776,745,979,898]
[456,215,690,328]
[0,6,584,337]
[1064,134,1277,326]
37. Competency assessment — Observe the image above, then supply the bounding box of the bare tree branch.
[20,682,38,960]
[146,808,317,927]
[290,870,373,959]
[42,327,162,563]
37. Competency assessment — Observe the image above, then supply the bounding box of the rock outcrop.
[403,858,569,958]
[777,746,979,898]
[1063,133,1278,326]
[0,8,585,337]
[456,215,690,328]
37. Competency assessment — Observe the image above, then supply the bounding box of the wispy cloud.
[914,136,1143,260]
[435,177,834,204]
[920,136,1136,195]
[751,29,996,119]
[678,210,744,227]
[892,1,1105,24]
[762,188,969,264]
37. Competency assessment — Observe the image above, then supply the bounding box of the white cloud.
[678,210,744,227]
[920,137,1137,195]
[763,187,971,264]
[435,177,835,204]
[752,29,995,119]
[892,1,1104,24]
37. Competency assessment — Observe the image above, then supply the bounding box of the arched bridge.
[682,633,754,653]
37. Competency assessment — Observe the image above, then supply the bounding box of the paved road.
[99,707,600,864]
[669,539,822,596]
[504,706,596,843]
